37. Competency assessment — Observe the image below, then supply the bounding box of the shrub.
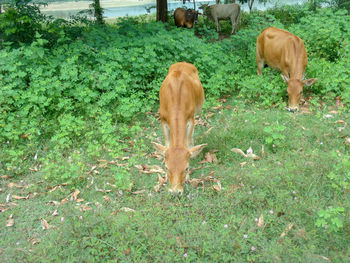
[289,8,350,61]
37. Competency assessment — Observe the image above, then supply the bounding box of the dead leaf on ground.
[29,238,41,245]
[334,120,347,125]
[240,162,247,168]
[212,105,222,110]
[47,201,60,206]
[103,195,111,203]
[132,190,146,195]
[6,214,14,227]
[86,177,94,188]
[135,164,165,174]
[257,214,264,227]
[188,175,218,188]
[300,106,310,114]
[72,189,80,201]
[205,126,214,135]
[231,147,260,160]
[124,248,131,256]
[41,219,53,230]
[279,223,294,238]
[199,152,218,164]
[154,174,167,192]
[94,185,112,193]
[1,175,9,179]
[12,195,28,200]
[79,204,92,212]
[297,228,307,239]
[261,145,265,158]
[120,207,135,212]
[213,181,222,192]
[345,138,350,144]
[60,196,69,205]
[7,182,27,189]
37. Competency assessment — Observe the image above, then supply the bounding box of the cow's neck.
[168,115,187,148]
[289,43,305,80]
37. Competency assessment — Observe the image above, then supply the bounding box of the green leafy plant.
[264,124,286,149]
[315,206,345,232]
[327,154,350,190]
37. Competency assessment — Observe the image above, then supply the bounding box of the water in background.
[42,0,306,19]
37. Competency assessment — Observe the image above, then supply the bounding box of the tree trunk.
[93,0,104,24]
[156,0,168,23]
[248,0,254,12]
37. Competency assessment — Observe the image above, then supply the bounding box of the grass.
[1,96,349,262]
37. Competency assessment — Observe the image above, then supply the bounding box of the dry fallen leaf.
[231,148,260,160]
[257,214,264,228]
[213,181,222,192]
[48,200,60,206]
[12,195,28,200]
[103,195,111,203]
[6,214,14,227]
[335,120,346,125]
[1,175,9,179]
[135,164,165,174]
[279,223,294,238]
[240,162,247,168]
[60,197,69,205]
[72,189,80,201]
[79,204,92,212]
[154,174,167,192]
[202,152,218,163]
[41,219,53,230]
[7,182,25,189]
[29,238,41,245]
[124,248,131,256]
[132,190,146,195]
[345,138,350,144]
[261,145,265,158]
[120,207,135,212]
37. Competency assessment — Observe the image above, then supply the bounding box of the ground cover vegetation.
[0,0,350,261]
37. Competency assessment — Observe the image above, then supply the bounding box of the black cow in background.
[174,8,199,29]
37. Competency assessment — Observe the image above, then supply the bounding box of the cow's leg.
[230,16,236,34]
[215,17,220,33]
[161,121,170,148]
[186,119,194,148]
[256,45,264,75]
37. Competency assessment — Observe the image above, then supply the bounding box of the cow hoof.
[286,107,297,113]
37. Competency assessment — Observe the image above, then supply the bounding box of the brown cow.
[153,62,206,194]
[256,27,317,111]
[174,8,199,29]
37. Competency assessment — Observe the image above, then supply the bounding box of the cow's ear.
[152,142,167,156]
[303,78,317,86]
[281,74,289,83]
[189,144,207,158]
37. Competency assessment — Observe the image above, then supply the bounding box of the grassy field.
[1,96,349,262]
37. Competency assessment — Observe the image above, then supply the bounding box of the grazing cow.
[174,8,199,29]
[153,62,206,194]
[256,27,317,111]
[199,3,240,34]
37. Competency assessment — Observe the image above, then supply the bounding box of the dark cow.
[174,8,199,29]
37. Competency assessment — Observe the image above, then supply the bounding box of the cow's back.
[257,27,307,73]
[174,8,186,27]
[159,62,204,122]
[210,4,240,19]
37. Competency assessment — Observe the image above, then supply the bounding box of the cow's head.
[152,143,206,194]
[184,9,199,28]
[199,4,210,16]
[282,74,317,112]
